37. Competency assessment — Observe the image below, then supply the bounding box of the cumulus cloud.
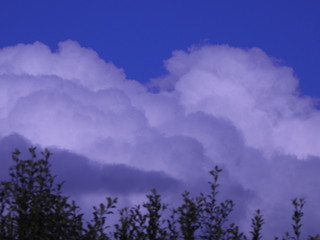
[0,41,320,237]
[154,45,320,157]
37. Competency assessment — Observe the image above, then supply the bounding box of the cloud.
[0,41,320,237]
[51,148,182,196]
[156,44,320,158]
[0,134,181,195]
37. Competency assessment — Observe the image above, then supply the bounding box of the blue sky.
[1,1,320,237]
[1,0,319,96]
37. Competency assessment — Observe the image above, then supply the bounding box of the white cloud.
[0,41,320,237]
[162,44,320,157]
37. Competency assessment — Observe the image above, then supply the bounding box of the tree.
[0,147,319,240]
[0,147,84,239]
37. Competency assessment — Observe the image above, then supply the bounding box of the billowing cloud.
[0,41,320,237]
[153,45,320,158]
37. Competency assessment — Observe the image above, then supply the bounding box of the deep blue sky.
[1,0,319,97]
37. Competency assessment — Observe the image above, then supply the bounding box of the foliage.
[250,210,264,240]
[0,148,84,240]
[0,147,319,239]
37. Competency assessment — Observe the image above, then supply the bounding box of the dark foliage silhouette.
[0,148,319,239]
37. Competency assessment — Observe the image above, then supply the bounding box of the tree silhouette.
[0,147,84,239]
[0,147,319,240]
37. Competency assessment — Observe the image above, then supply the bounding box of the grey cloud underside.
[1,41,320,237]
[0,134,181,195]
[51,150,182,195]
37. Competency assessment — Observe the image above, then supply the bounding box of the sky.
[1,0,320,237]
